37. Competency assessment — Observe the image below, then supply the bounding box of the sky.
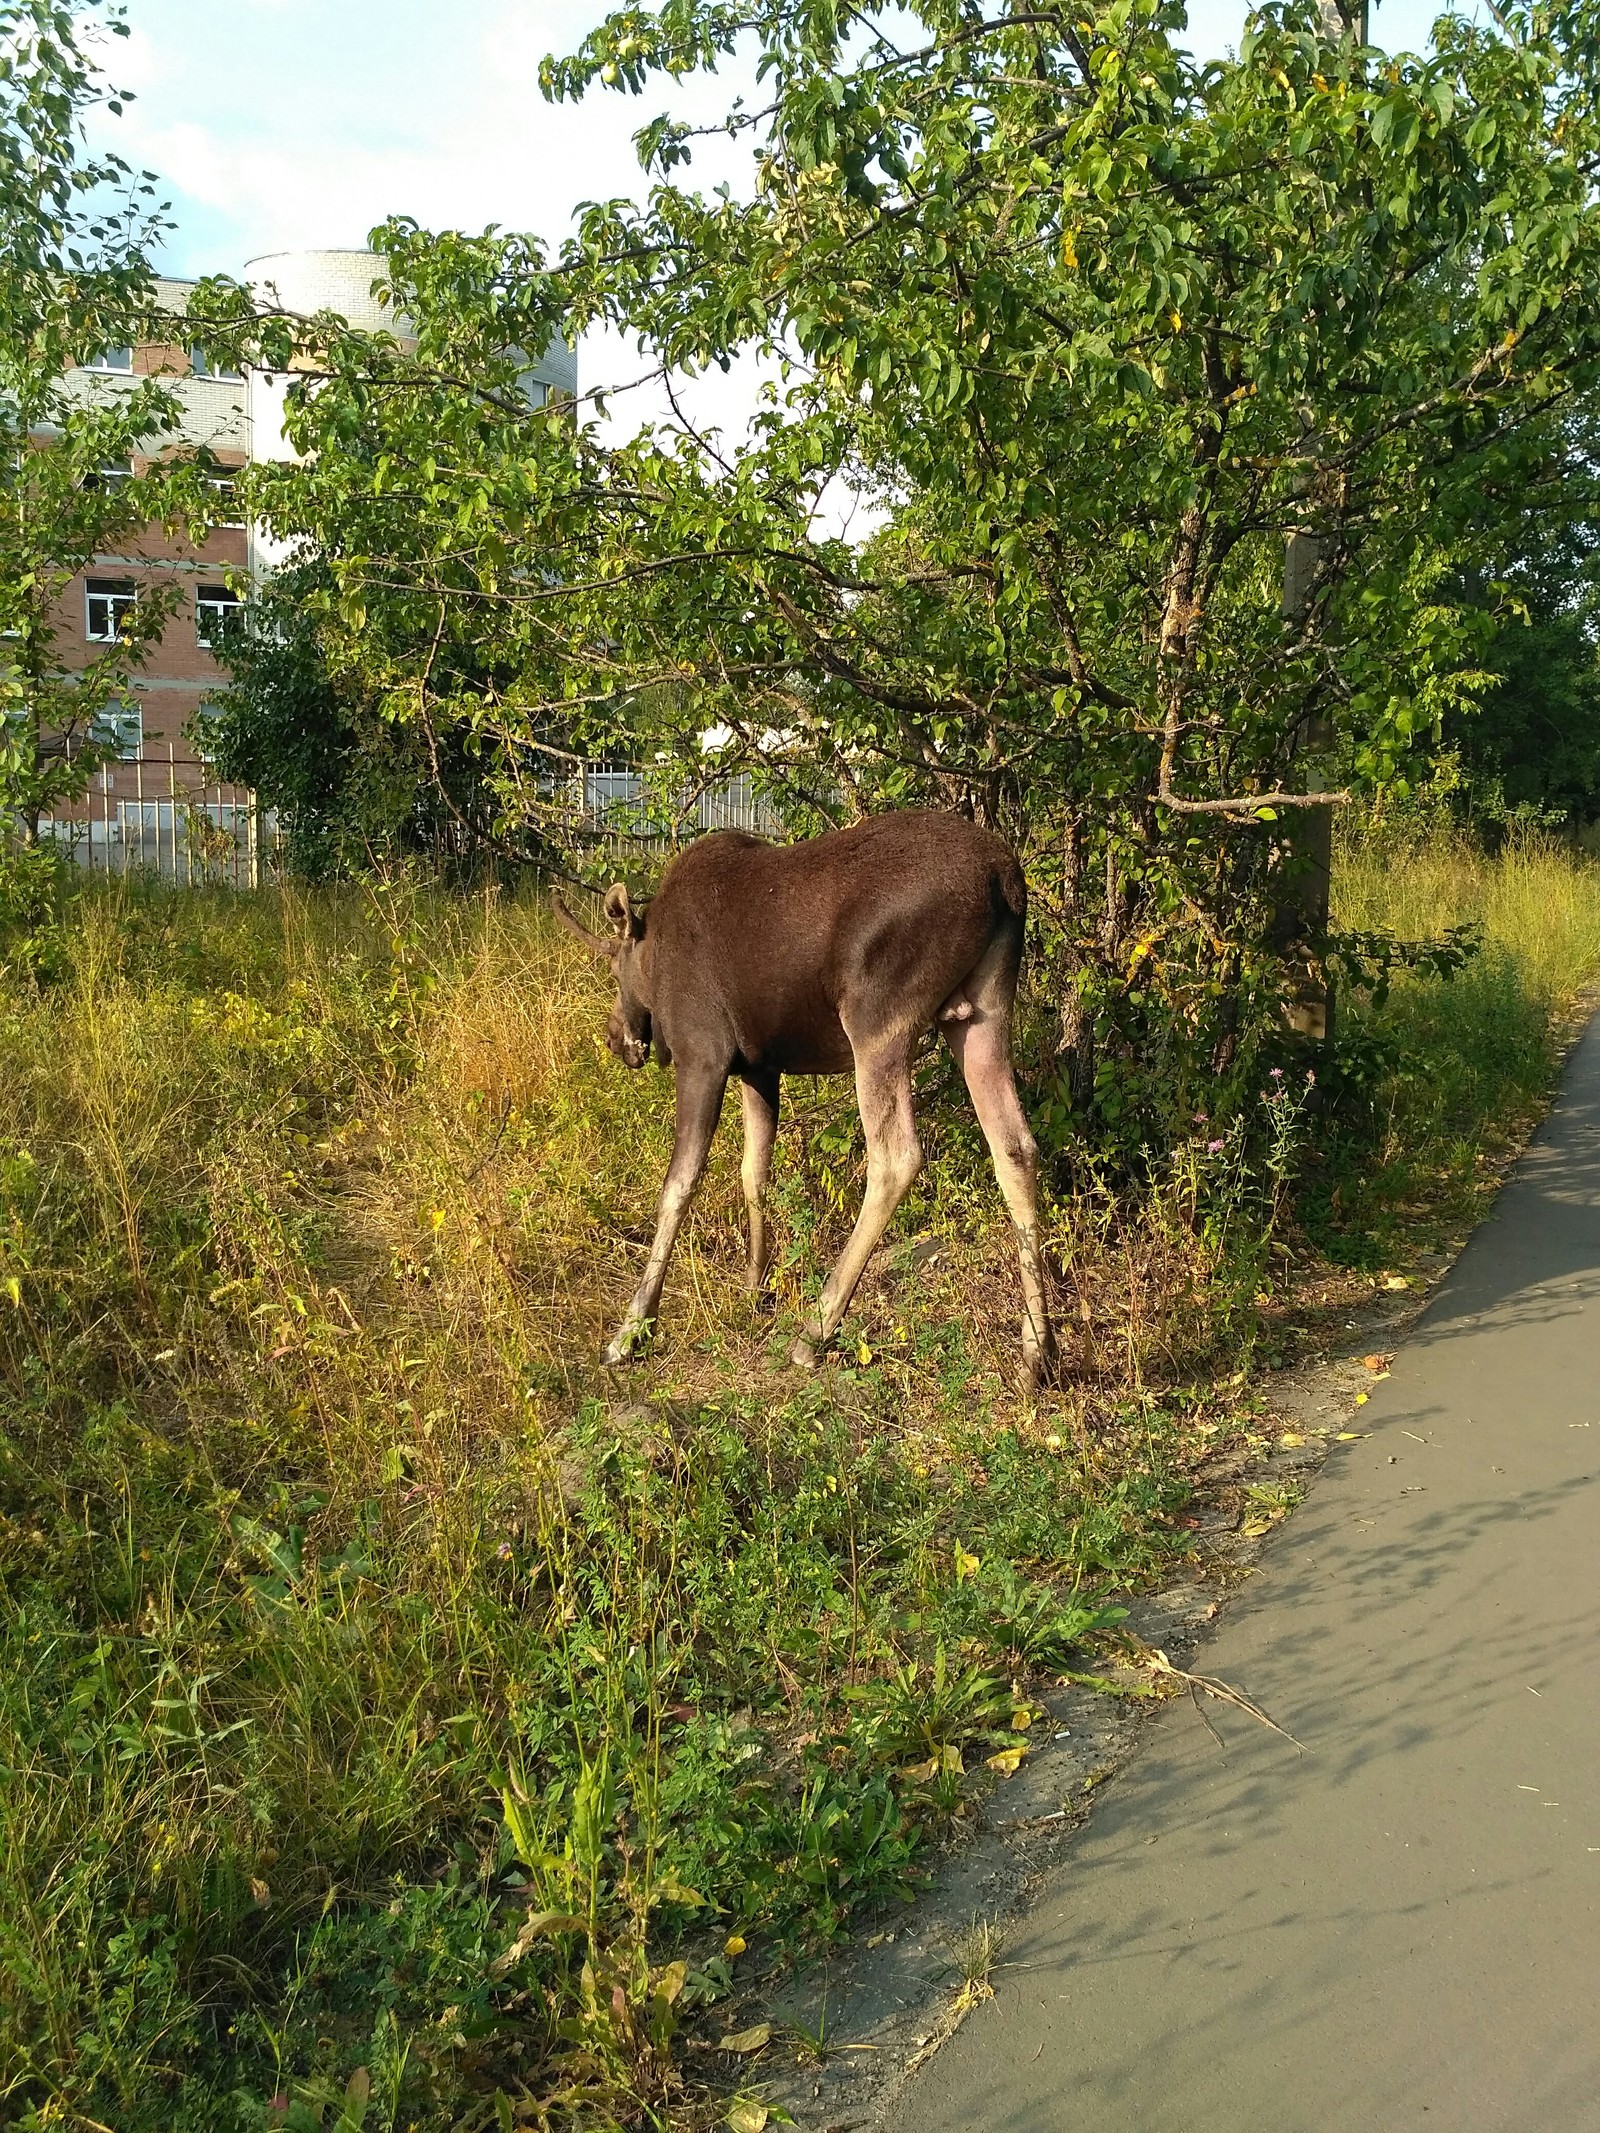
[99,0,1464,279]
[85,0,1470,437]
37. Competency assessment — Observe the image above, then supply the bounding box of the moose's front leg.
[604,1063,727,1365]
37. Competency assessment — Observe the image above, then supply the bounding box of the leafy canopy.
[224,0,1600,1115]
[0,1,191,853]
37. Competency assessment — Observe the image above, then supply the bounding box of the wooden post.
[1278,520,1336,1043]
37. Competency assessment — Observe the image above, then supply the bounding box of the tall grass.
[2,827,1598,2129]
[1324,822,1600,1256]
[0,878,1194,2132]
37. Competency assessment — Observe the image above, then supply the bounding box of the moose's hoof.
[789,1333,821,1372]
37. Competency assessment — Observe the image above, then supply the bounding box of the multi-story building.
[48,249,577,874]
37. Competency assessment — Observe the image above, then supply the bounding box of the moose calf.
[554,809,1054,1388]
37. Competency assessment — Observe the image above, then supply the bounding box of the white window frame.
[91,697,143,760]
[116,798,248,841]
[85,578,137,643]
[190,345,244,383]
[86,346,134,373]
[195,584,244,649]
[207,472,245,528]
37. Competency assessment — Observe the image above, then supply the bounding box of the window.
[207,472,245,528]
[90,697,143,759]
[190,345,244,382]
[116,799,247,841]
[581,765,645,825]
[85,578,137,642]
[116,800,171,841]
[83,457,134,492]
[86,346,133,373]
[195,583,244,649]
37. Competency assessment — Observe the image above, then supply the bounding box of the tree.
[1447,428,1600,828]
[0,2,199,878]
[232,0,1600,1132]
[208,558,514,877]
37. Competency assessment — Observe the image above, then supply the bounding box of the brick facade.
[49,254,575,854]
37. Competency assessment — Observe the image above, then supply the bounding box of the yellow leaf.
[721,2024,772,2055]
[940,1742,964,1774]
[1062,231,1078,267]
[1381,1273,1410,1291]
[652,1959,688,2005]
[2,1276,19,1307]
[986,1745,1028,1775]
[728,2104,769,2133]
[1279,1431,1306,1447]
[856,1339,873,1366]
[901,1755,941,1782]
[1240,1516,1273,1538]
[724,1933,747,1957]
[954,1546,980,1583]
[1337,1431,1368,1441]
[489,1909,588,1978]
[1010,1706,1034,1731]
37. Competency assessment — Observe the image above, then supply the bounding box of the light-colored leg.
[604,1066,726,1364]
[791,1042,921,1369]
[740,1073,781,1293]
[943,1011,1054,1390]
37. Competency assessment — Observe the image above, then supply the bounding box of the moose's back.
[645,811,1026,1077]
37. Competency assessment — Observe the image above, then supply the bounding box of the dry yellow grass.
[1336,819,1600,1010]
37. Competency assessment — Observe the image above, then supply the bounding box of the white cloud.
[107,0,759,267]
[96,0,772,429]
[93,0,1463,450]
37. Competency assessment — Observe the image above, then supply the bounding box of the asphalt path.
[884,1014,1600,2133]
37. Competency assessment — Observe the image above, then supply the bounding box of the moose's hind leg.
[943,1010,1054,1391]
[604,1063,727,1365]
[791,1038,921,1369]
[739,1072,780,1295]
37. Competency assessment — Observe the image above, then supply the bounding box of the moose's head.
[553,884,655,1068]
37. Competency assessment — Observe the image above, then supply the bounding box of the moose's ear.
[551,897,619,960]
[603,883,637,939]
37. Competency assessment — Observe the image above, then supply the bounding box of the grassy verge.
[2,827,1598,2131]
[1317,821,1600,1262]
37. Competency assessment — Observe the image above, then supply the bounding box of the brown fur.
[554,809,1054,1386]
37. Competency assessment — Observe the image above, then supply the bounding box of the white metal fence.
[569,765,788,841]
[40,745,273,890]
[33,755,789,889]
